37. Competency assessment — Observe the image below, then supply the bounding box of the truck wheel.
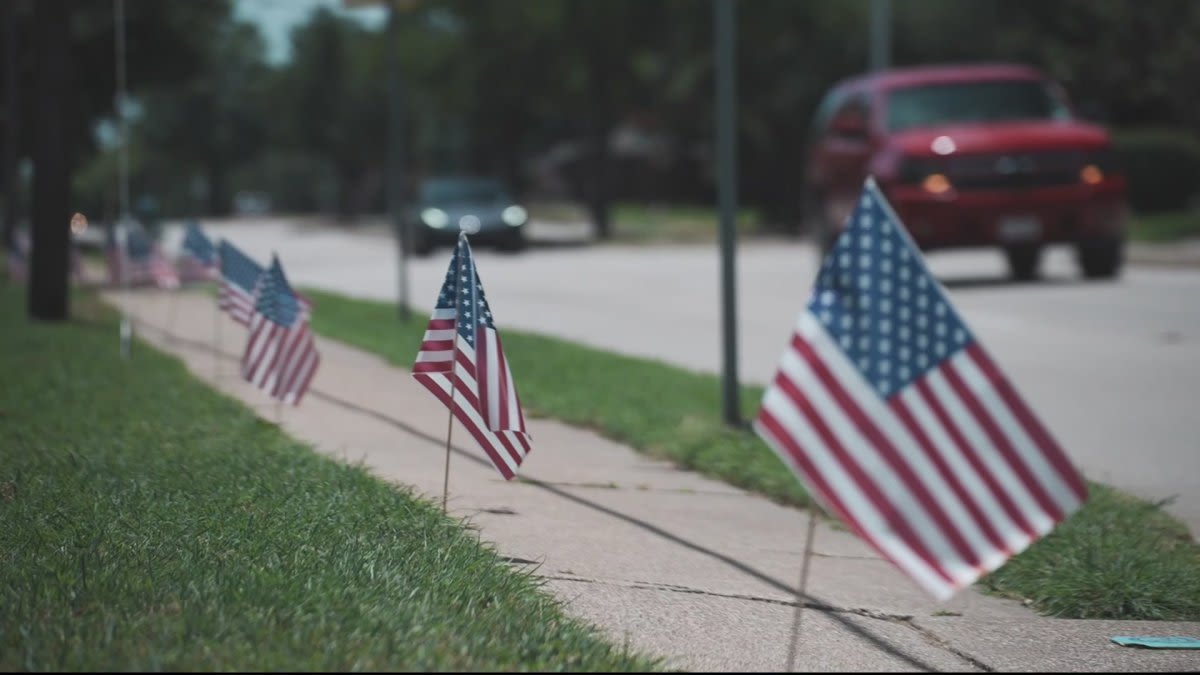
[410,229,434,257]
[1005,243,1041,281]
[1077,237,1124,280]
[497,228,527,253]
[812,192,847,259]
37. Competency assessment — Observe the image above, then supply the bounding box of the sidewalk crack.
[543,574,993,672]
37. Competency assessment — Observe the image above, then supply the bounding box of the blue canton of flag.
[217,239,264,325]
[754,177,1086,600]
[240,255,320,406]
[252,257,302,328]
[413,232,531,480]
[182,220,217,266]
[179,220,219,283]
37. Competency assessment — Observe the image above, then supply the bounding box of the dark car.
[804,63,1128,280]
[406,176,529,256]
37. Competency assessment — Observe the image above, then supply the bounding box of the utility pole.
[715,0,740,427]
[869,0,892,72]
[386,0,411,322]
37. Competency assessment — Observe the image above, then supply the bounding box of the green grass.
[528,199,760,243]
[1129,210,1200,242]
[302,288,1200,622]
[0,284,659,671]
[977,484,1200,619]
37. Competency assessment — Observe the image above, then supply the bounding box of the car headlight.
[501,205,527,227]
[421,208,449,229]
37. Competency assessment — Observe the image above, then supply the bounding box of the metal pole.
[441,242,461,515]
[386,1,411,322]
[115,0,132,358]
[869,0,892,72]
[715,0,740,427]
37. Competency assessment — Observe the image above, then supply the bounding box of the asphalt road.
[190,218,1200,537]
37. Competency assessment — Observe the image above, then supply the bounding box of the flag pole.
[166,282,179,342]
[785,507,820,672]
[442,234,464,515]
[442,388,455,515]
[213,300,221,381]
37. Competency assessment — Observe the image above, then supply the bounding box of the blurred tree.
[133,21,271,216]
[271,8,387,221]
[1,0,231,318]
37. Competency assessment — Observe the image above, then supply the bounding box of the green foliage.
[1129,210,1200,242]
[0,286,659,672]
[978,484,1200,620]
[1113,129,1200,213]
[303,288,1200,621]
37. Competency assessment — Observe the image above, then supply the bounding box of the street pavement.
[102,286,1200,672]
[167,217,1200,538]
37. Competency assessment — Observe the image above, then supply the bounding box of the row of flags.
[183,222,321,407]
[8,178,1084,603]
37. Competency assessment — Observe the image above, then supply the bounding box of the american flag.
[240,255,320,406]
[412,233,531,480]
[754,178,1087,600]
[178,220,219,282]
[217,239,263,325]
[106,226,180,289]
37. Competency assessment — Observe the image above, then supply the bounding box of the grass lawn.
[0,283,659,671]
[302,288,1200,621]
[528,199,761,243]
[1129,210,1200,242]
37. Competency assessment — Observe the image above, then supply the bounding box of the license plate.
[998,216,1042,242]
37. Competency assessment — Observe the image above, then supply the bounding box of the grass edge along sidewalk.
[302,287,1200,623]
[0,285,660,672]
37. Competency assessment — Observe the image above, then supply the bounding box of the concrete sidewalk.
[104,288,1200,672]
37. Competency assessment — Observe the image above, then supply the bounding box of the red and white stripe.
[413,308,531,480]
[107,245,179,289]
[219,282,257,325]
[755,311,1086,600]
[240,311,320,406]
[177,255,219,283]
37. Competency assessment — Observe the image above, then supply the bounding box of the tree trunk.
[28,0,72,320]
[1,0,19,249]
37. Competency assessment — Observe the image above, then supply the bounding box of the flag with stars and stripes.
[217,239,263,325]
[178,220,219,282]
[106,226,180,289]
[753,177,1087,601]
[240,254,320,406]
[412,232,531,480]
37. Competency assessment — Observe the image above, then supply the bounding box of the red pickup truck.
[804,64,1128,280]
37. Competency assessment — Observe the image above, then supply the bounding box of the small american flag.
[754,178,1087,600]
[240,255,320,406]
[413,232,531,480]
[217,239,263,325]
[178,220,219,282]
[106,226,180,289]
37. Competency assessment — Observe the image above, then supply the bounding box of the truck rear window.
[886,80,1071,132]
